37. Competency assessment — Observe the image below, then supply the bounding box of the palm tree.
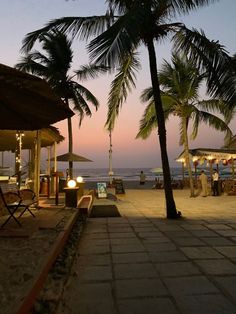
[16,30,105,178]
[136,53,233,197]
[21,0,236,218]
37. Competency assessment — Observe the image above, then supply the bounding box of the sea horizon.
[52,166,232,182]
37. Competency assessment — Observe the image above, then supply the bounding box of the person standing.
[199,170,208,197]
[212,170,219,196]
[139,170,146,185]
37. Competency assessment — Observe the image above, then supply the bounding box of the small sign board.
[97,182,107,198]
[114,179,125,195]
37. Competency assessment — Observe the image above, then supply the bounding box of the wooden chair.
[0,184,37,228]
[0,188,22,228]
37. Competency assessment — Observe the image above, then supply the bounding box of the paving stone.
[164,276,219,295]
[214,246,236,258]
[205,224,233,230]
[112,252,150,263]
[134,227,159,232]
[201,237,234,246]
[137,231,164,238]
[175,294,236,314]
[61,282,116,314]
[195,259,236,275]
[214,276,236,299]
[141,236,171,244]
[115,278,167,298]
[110,238,141,245]
[117,298,179,314]
[108,225,133,231]
[172,237,206,246]
[68,282,113,301]
[83,227,107,234]
[228,223,236,228]
[82,233,109,240]
[63,301,117,314]
[163,230,193,238]
[77,254,111,266]
[114,263,157,279]
[190,230,219,237]
[149,251,188,263]
[180,247,223,259]
[79,238,110,246]
[77,265,113,282]
[111,244,145,253]
[79,244,110,255]
[216,230,236,237]
[143,242,177,252]
[109,232,137,238]
[181,224,209,231]
[157,224,185,231]
[155,261,201,277]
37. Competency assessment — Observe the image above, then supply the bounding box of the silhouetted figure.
[139,171,146,185]
[212,170,219,196]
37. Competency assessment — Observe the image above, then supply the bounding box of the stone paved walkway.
[58,190,236,314]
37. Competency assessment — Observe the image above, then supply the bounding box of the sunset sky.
[1,0,236,169]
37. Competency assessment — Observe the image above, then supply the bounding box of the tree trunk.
[66,99,73,179]
[146,40,179,219]
[182,117,195,197]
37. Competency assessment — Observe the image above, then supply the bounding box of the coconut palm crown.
[21,0,236,218]
[16,30,106,177]
[136,53,233,196]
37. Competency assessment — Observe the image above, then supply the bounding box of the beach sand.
[1,185,236,313]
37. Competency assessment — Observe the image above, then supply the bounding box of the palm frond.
[71,82,99,110]
[173,27,236,108]
[74,64,109,81]
[22,15,114,52]
[136,102,157,139]
[105,51,140,129]
[197,99,234,123]
[15,55,48,76]
[140,87,153,103]
[88,6,146,66]
[136,94,174,139]
[168,0,218,15]
[191,109,232,141]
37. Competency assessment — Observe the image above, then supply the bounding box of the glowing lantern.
[76,176,84,183]
[67,179,76,188]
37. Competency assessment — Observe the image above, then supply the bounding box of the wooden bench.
[76,190,95,216]
[0,184,37,228]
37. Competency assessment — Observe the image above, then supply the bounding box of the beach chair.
[0,184,37,228]
[0,188,22,227]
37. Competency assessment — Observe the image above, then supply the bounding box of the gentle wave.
[57,167,233,182]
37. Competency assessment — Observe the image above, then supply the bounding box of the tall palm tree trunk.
[146,39,179,218]
[65,99,73,179]
[182,118,195,197]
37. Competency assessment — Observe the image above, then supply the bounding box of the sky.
[0,0,236,170]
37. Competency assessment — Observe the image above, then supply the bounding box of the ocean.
[56,167,233,182]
